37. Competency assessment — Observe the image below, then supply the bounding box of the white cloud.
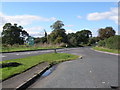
[77,16,82,19]
[25,26,45,38]
[0,12,56,30]
[0,12,56,37]
[66,29,77,34]
[1,13,56,25]
[25,26,44,32]
[64,25,74,27]
[87,7,118,24]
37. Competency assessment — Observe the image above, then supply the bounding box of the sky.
[0,2,118,37]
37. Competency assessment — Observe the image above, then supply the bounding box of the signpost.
[26,36,34,46]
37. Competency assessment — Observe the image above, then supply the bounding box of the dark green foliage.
[36,37,47,44]
[50,20,64,30]
[67,33,78,46]
[44,29,47,37]
[98,27,115,40]
[34,37,41,43]
[98,40,106,47]
[88,37,97,45]
[2,23,29,45]
[67,30,92,46]
[105,35,120,49]
[32,20,93,47]
[48,29,67,44]
[76,30,92,44]
[48,20,67,44]
[98,35,120,49]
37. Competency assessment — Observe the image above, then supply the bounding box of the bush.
[98,40,106,47]
[105,35,119,49]
[97,35,120,49]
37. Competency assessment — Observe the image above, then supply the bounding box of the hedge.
[98,35,120,49]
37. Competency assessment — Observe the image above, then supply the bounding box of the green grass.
[92,46,120,54]
[0,53,78,80]
[1,45,62,52]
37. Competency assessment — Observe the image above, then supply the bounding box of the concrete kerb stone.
[2,62,51,89]
[16,65,50,90]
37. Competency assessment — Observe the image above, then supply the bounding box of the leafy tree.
[67,30,92,46]
[50,20,64,30]
[44,29,47,37]
[48,20,67,44]
[98,27,116,40]
[2,23,29,45]
[88,37,97,45]
[67,33,78,46]
[76,30,92,44]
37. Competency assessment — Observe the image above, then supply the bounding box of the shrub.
[97,35,120,49]
[98,40,106,47]
[105,35,119,49]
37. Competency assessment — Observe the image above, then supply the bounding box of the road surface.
[2,47,118,88]
[28,47,118,88]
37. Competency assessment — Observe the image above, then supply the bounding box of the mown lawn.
[92,46,120,54]
[1,46,62,52]
[0,53,78,80]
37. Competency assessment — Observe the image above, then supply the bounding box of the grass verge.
[1,46,62,53]
[92,46,120,54]
[0,53,78,80]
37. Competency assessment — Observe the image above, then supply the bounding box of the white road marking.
[90,70,92,73]
[27,52,30,54]
[2,55,6,57]
[12,50,52,56]
[102,82,105,84]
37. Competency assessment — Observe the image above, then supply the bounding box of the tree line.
[1,20,116,47]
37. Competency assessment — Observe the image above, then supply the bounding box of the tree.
[50,20,64,30]
[67,30,92,46]
[44,29,47,37]
[75,30,92,44]
[48,20,67,44]
[2,23,29,45]
[67,33,78,46]
[88,37,97,45]
[98,27,116,40]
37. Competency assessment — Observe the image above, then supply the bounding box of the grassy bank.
[92,46,120,54]
[0,53,78,80]
[1,43,64,52]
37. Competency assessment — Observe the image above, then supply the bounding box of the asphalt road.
[1,47,118,88]
[2,49,67,60]
[28,47,118,88]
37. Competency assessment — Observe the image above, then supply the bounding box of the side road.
[2,62,50,89]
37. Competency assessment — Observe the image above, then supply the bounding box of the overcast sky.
[0,2,118,37]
